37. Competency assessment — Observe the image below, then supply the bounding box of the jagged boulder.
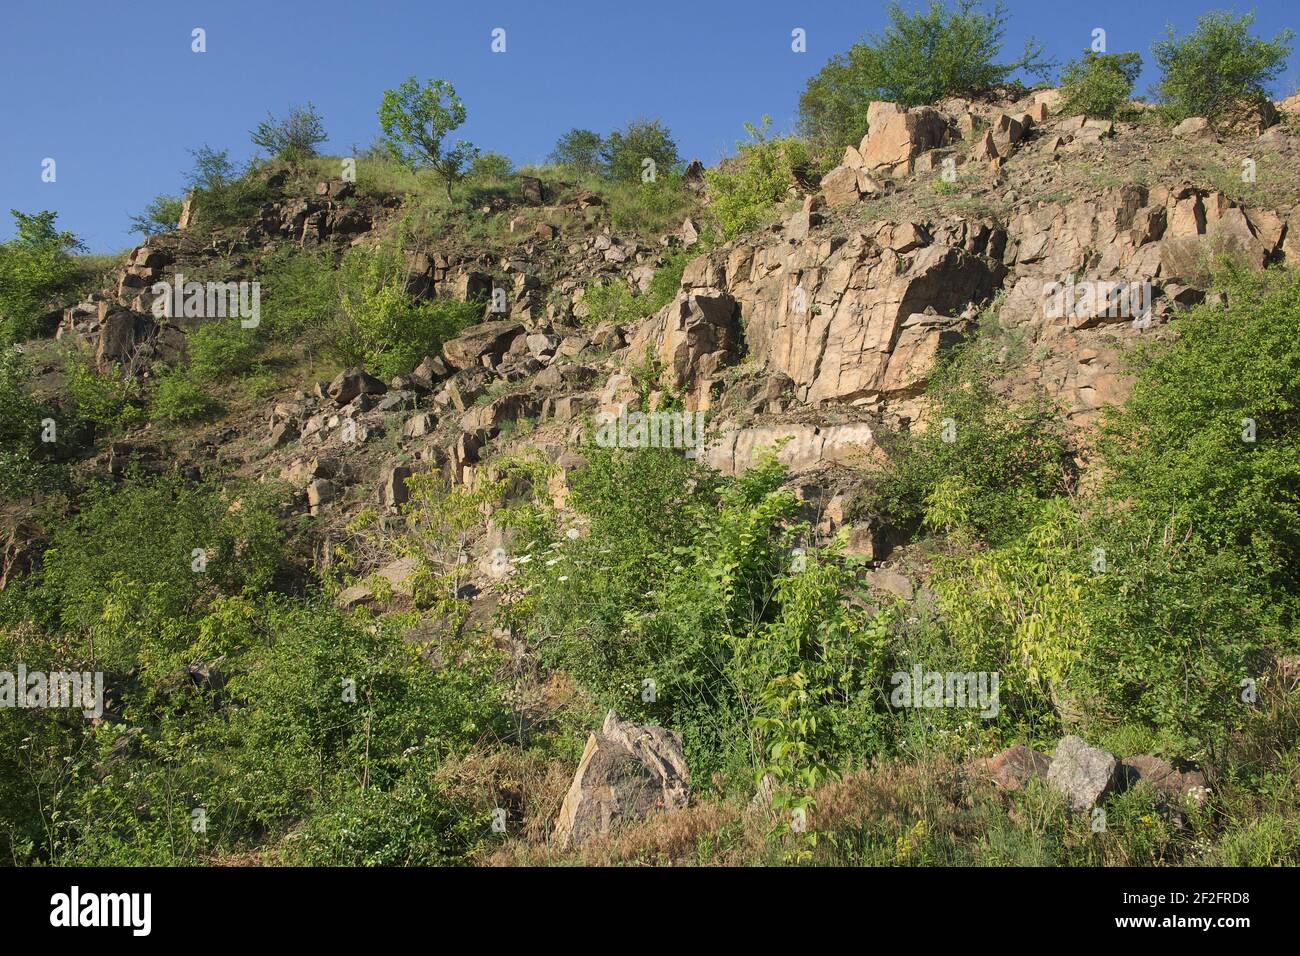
[442,320,524,369]
[554,710,690,848]
[859,104,949,176]
[327,368,387,406]
[626,293,740,410]
[1046,736,1118,812]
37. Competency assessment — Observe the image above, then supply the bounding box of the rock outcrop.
[553,710,690,848]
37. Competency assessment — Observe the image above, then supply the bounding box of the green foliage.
[250,103,328,159]
[1059,50,1143,118]
[0,209,83,345]
[184,146,275,228]
[857,335,1073,543]
[149,367,218,423]
[549,128,605,173]
[258,246,336,341]
[186,319,265,381]
[1152,11,1294,121]
[1099,265,1300,592]
[579,247,689,327]
[510,447,890,797]
[0,348,63,497]
[798,0,1050,152]
[468,151,514,179]
[331,236,479,378]
[705,118,812,239]
[601,118,680,184]
[128,194,185,236]
[378,77,479,200]
[64,354,143,433]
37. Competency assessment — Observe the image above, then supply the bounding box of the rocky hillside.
[4,81,1300,867]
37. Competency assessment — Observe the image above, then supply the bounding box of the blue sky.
[1,0,1295,252]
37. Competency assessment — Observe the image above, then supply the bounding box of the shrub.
[0,348,62,497]
[468,151,514,179]
[1099,265,1300,592]
[798,0,1050,153]
[705,118,812,239]
[1058,50,1143,118]
[259,246,336,341]
[26,475,283,674]
[0,209,83,345]
[149,368,218,423]
[1153,11,1294,121]
[184,146,275,228]
[579,247,690,326]
[332,237,479,378]
[601,119,680,184]
[186,319,264,381]
[128,194,185,236]
[250,103,328,159]
[549,128,605,173]
[855,336,1073,543]
[64,354,143,432]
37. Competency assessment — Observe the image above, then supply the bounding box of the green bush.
[24,475,283,674]
[798,0,1050,153]
[186,319,265,381]
[1058,50,1143,118]
[512,447,891,797]
[332,237,480,378]
[601,119,680,184]
[0,209,83,345]
[184,146,276,229]
[1099,265,1300,592]
[150,368,218,423]
[0,347,63,498]
[855,335,1073,544]
[1153,11,1294,121]
[250,103,328,159]
[579,247,690,326]
[128,194,185,236]
[705,118,812,239]
[64,354,143,433]
[549,128,605,174]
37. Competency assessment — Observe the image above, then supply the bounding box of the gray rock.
[1047,735,1118,811]
[554,710,690,848]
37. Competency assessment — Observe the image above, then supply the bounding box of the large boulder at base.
[553,710,690,848]
[1046,736,1118,811]
[441,320,525,369]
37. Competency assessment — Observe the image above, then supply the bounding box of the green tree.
[798,0,1050,153]
[1059,50,1143,118]
[601,119,679,184]
[251,103,328,160]
[378,77,479,200]
[0,209,83,345]
[549,128,605,173]
[128,194,185,236]
[1152,11,1294,121]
